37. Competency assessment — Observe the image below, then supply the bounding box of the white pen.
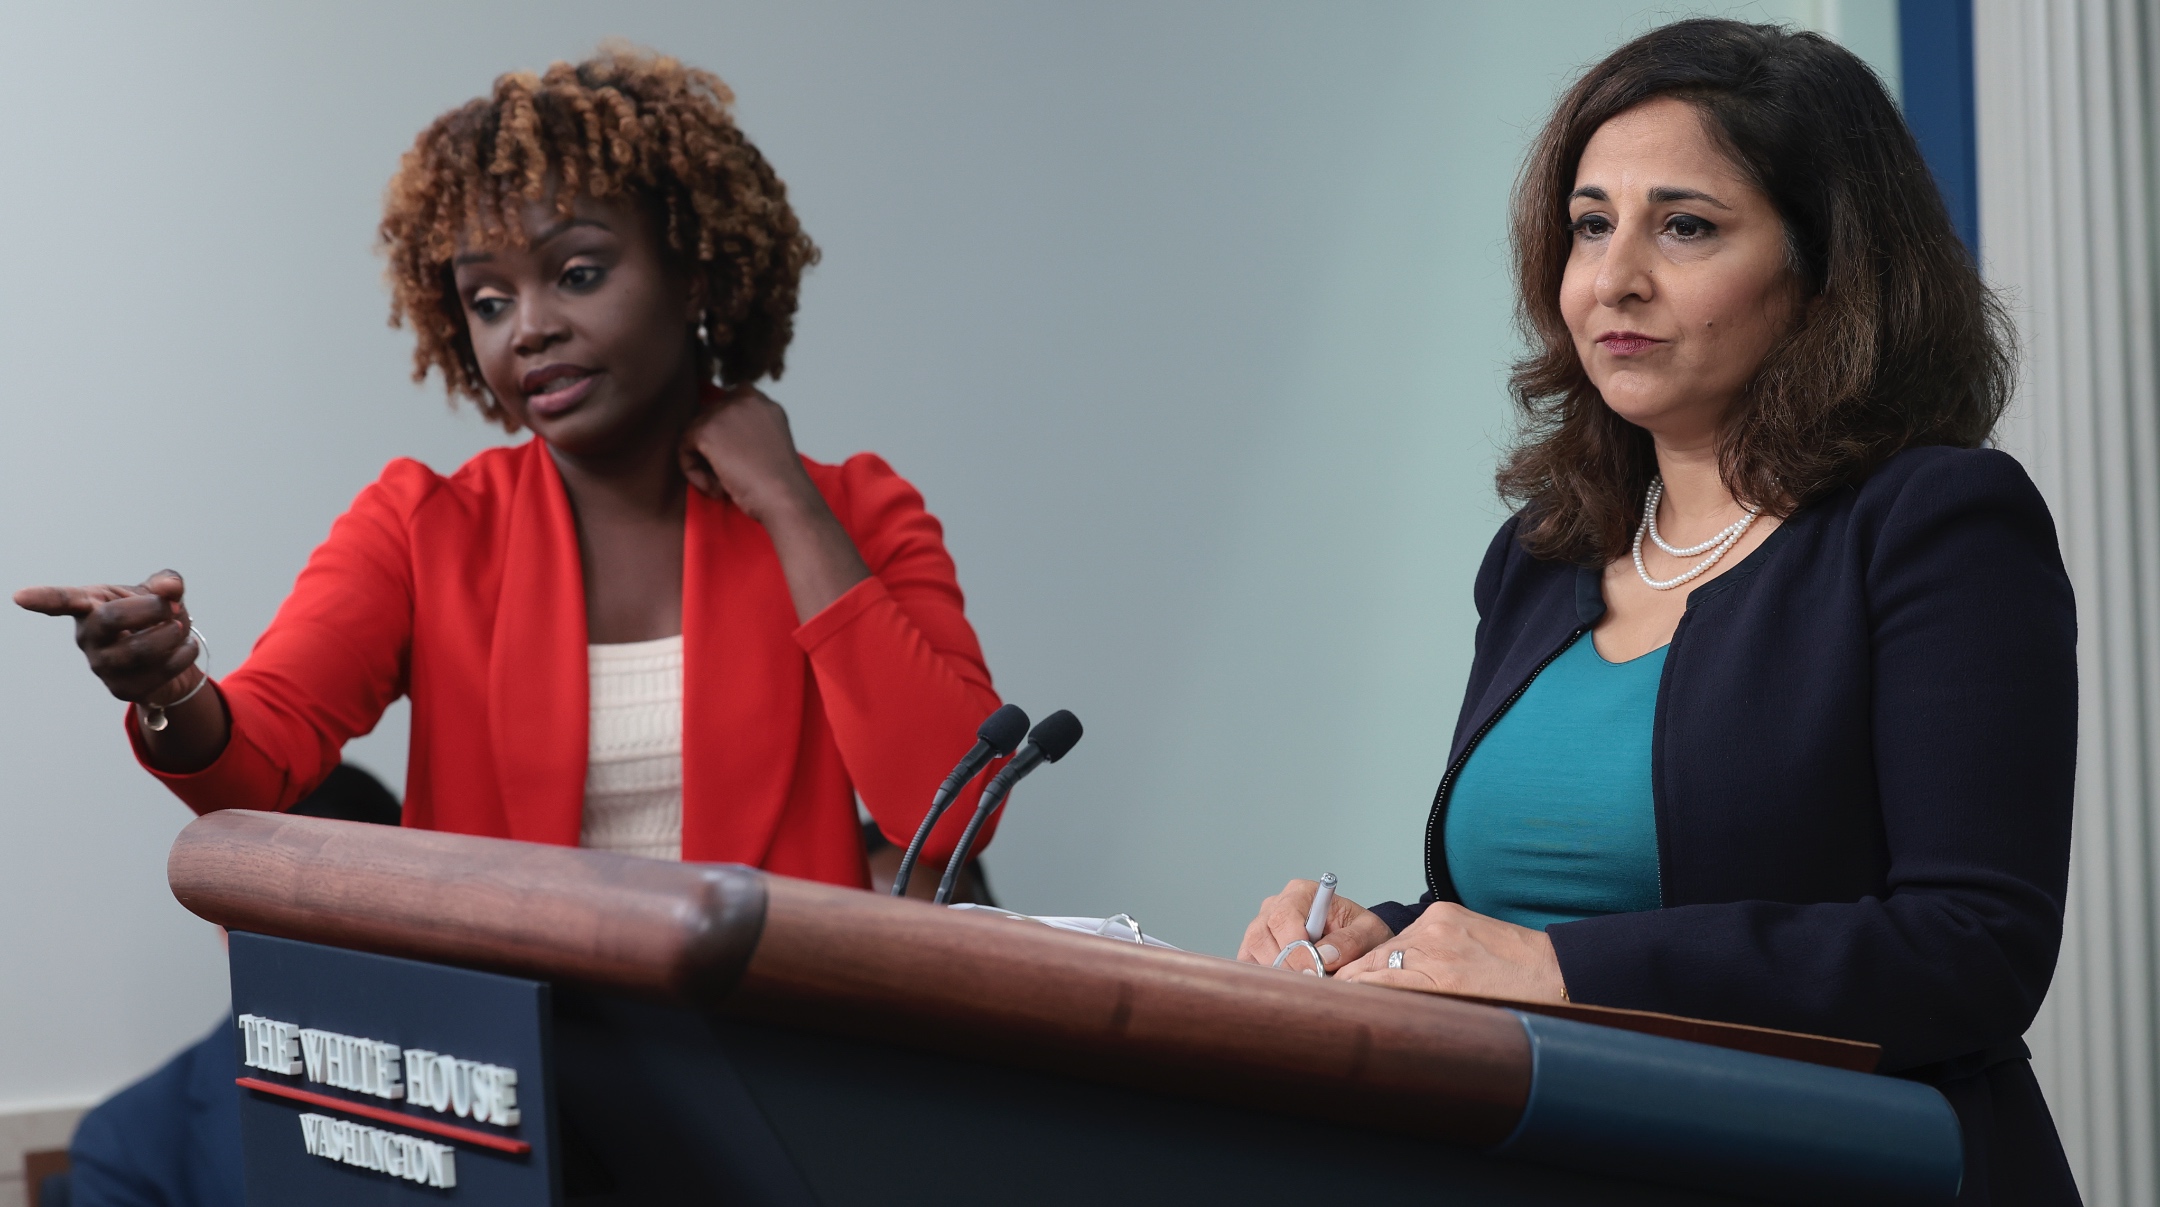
[1304,872,1337,942]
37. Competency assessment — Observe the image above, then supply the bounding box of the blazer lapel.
[488,442,590,847]
[681,488,805,864]
[1448,564,1590,767]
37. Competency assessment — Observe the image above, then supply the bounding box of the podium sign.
[228,931,559,1204]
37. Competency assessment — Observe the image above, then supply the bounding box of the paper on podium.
[946,904,1184,950]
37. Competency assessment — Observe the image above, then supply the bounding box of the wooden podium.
[169,811,1964,1206]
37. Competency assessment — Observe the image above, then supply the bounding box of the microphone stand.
[933,769,1023,905]
[892,704,1028,898]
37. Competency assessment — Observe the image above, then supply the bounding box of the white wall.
[0,1,1896,1112]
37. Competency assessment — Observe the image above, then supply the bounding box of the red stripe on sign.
[235,1077,532,1154]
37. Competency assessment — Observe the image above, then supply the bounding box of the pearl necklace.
[1632,477,1759,591]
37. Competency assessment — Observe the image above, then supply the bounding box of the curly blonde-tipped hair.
[379,44,820,428]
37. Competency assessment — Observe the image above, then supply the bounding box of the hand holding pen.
[1234,874,1392,975]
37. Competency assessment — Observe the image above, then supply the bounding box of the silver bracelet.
[140,628,211,733]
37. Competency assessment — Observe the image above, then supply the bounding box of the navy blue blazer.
[69,1017,244,1207]
[1374,446,2079,1204]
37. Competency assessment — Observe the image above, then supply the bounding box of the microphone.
[934,710,1083,905]
[891,704,1030,898]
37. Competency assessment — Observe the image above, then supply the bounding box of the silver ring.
[1272,940,1328,977]
[1387,949,1405,970]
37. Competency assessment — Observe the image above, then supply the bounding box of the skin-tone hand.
[1332,901,1568,1003]
[1235,879,1395,975]
[12,571,231,772]
[680,385,870,622]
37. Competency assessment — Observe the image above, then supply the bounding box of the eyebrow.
[1648,185,1732,209]
[1569,183,1735,212]
[452,217,613,266]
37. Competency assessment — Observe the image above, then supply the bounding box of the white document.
[946,904,1184,950]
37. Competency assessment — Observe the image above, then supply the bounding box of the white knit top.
[579,635,684,862]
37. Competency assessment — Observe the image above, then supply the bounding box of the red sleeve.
[132,459,429,814]
[794,453,1005,862]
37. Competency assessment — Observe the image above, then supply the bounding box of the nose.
[1594,215,1656,310]
[510,291,569,358]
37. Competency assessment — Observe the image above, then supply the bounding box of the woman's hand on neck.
[681,386,871,622]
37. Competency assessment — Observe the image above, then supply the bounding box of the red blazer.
[136,438,1004,886]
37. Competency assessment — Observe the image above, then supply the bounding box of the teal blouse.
[1443,634,1665,930]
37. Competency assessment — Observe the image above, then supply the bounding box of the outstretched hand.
[14,571,202,703]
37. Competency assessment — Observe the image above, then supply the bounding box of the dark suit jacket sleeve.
[1546,451,2078,1070]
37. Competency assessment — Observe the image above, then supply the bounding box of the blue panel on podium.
[227,932,559,1206]
[1496,1012,1961,1206]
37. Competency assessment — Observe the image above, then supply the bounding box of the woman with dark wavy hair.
[1239,20,2075,1200]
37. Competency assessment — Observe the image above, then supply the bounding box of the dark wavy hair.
[1498,19,2013,564]
[379,44,819,429]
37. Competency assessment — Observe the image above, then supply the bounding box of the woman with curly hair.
[1239,21,2075,1200]
[16,47,1005,886]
